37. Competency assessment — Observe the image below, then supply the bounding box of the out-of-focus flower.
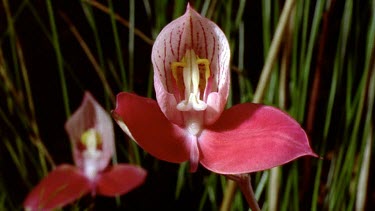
[24,92,146,211]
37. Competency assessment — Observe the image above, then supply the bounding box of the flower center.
[172,49,210,111]
[81,128,102,180]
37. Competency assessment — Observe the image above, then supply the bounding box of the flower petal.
[113,92,190,163]
[199,103,318,174]
[154,78,184,126]
[23,165,91,210]
[205,92,226,125]
[151,5,230,126]
[65,92,115,172]
[96,164,147,196]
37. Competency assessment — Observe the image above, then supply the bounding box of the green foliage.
[0,0,373,210]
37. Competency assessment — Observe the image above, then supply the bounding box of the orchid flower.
[24,92,147,211]
[113,5,316,175]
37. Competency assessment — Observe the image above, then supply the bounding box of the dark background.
[0,0,374,210]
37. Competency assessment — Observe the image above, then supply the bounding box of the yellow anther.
[197,59,210,97]
[172,62,185,80]
[171,50,211,111]
[172,62,186,99]
[81,128,102,180]
[81,128,101,149]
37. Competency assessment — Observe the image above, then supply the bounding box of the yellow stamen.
[197,59,210,98]
[81,128,102,180]
[172,62,186,99]
[81,128,101,151]
[171,50,210,111]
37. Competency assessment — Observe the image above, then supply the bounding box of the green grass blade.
[45,0,70,117]
[108,0,127,90]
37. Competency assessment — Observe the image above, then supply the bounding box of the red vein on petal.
[196,29,201,55]
[189,15,194,48]
[210,32,216,65]
[199,20,208,59]
[169,30,175,57]
[162,38,170,92]
[177,22,184,60]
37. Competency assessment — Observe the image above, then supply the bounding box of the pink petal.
[96,164,147,196]
[151,5,230,126]
[205,92,226,125]
[23,165,91,211]
[154,77,184,126]
[199,103,318,174]
[65,91,115,172]
[113,92,190,163]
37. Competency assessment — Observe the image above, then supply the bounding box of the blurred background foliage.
[0,0,374,210]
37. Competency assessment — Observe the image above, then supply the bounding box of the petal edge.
[199,103,317,174]
[113,92,190,163]
[96,164,147,196]
[23,165,91,210]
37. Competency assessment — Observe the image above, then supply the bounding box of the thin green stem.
[83,0,154,45]
[2,0,21,88]
[220,180,237,211]
[80,1,106,78]
[59,12,115,103]
[108,0,127,90]
[16,40,55,168]
[297,0,325,121]
[355,60,374,210]
[237,22,246,101]
[128,0,135,91]
[46,0,70,117]
[253,0,295,103]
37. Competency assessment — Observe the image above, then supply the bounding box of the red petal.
[113,92,190,163]
[199,103,317,174]
[23,165,91,210]
[96,164,147,196]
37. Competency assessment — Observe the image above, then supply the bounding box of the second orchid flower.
[24,92,147,210]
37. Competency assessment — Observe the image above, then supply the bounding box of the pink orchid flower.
[113,5,316,174]
[24,92,147,211]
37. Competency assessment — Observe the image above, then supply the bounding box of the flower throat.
[172,49,210,112]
